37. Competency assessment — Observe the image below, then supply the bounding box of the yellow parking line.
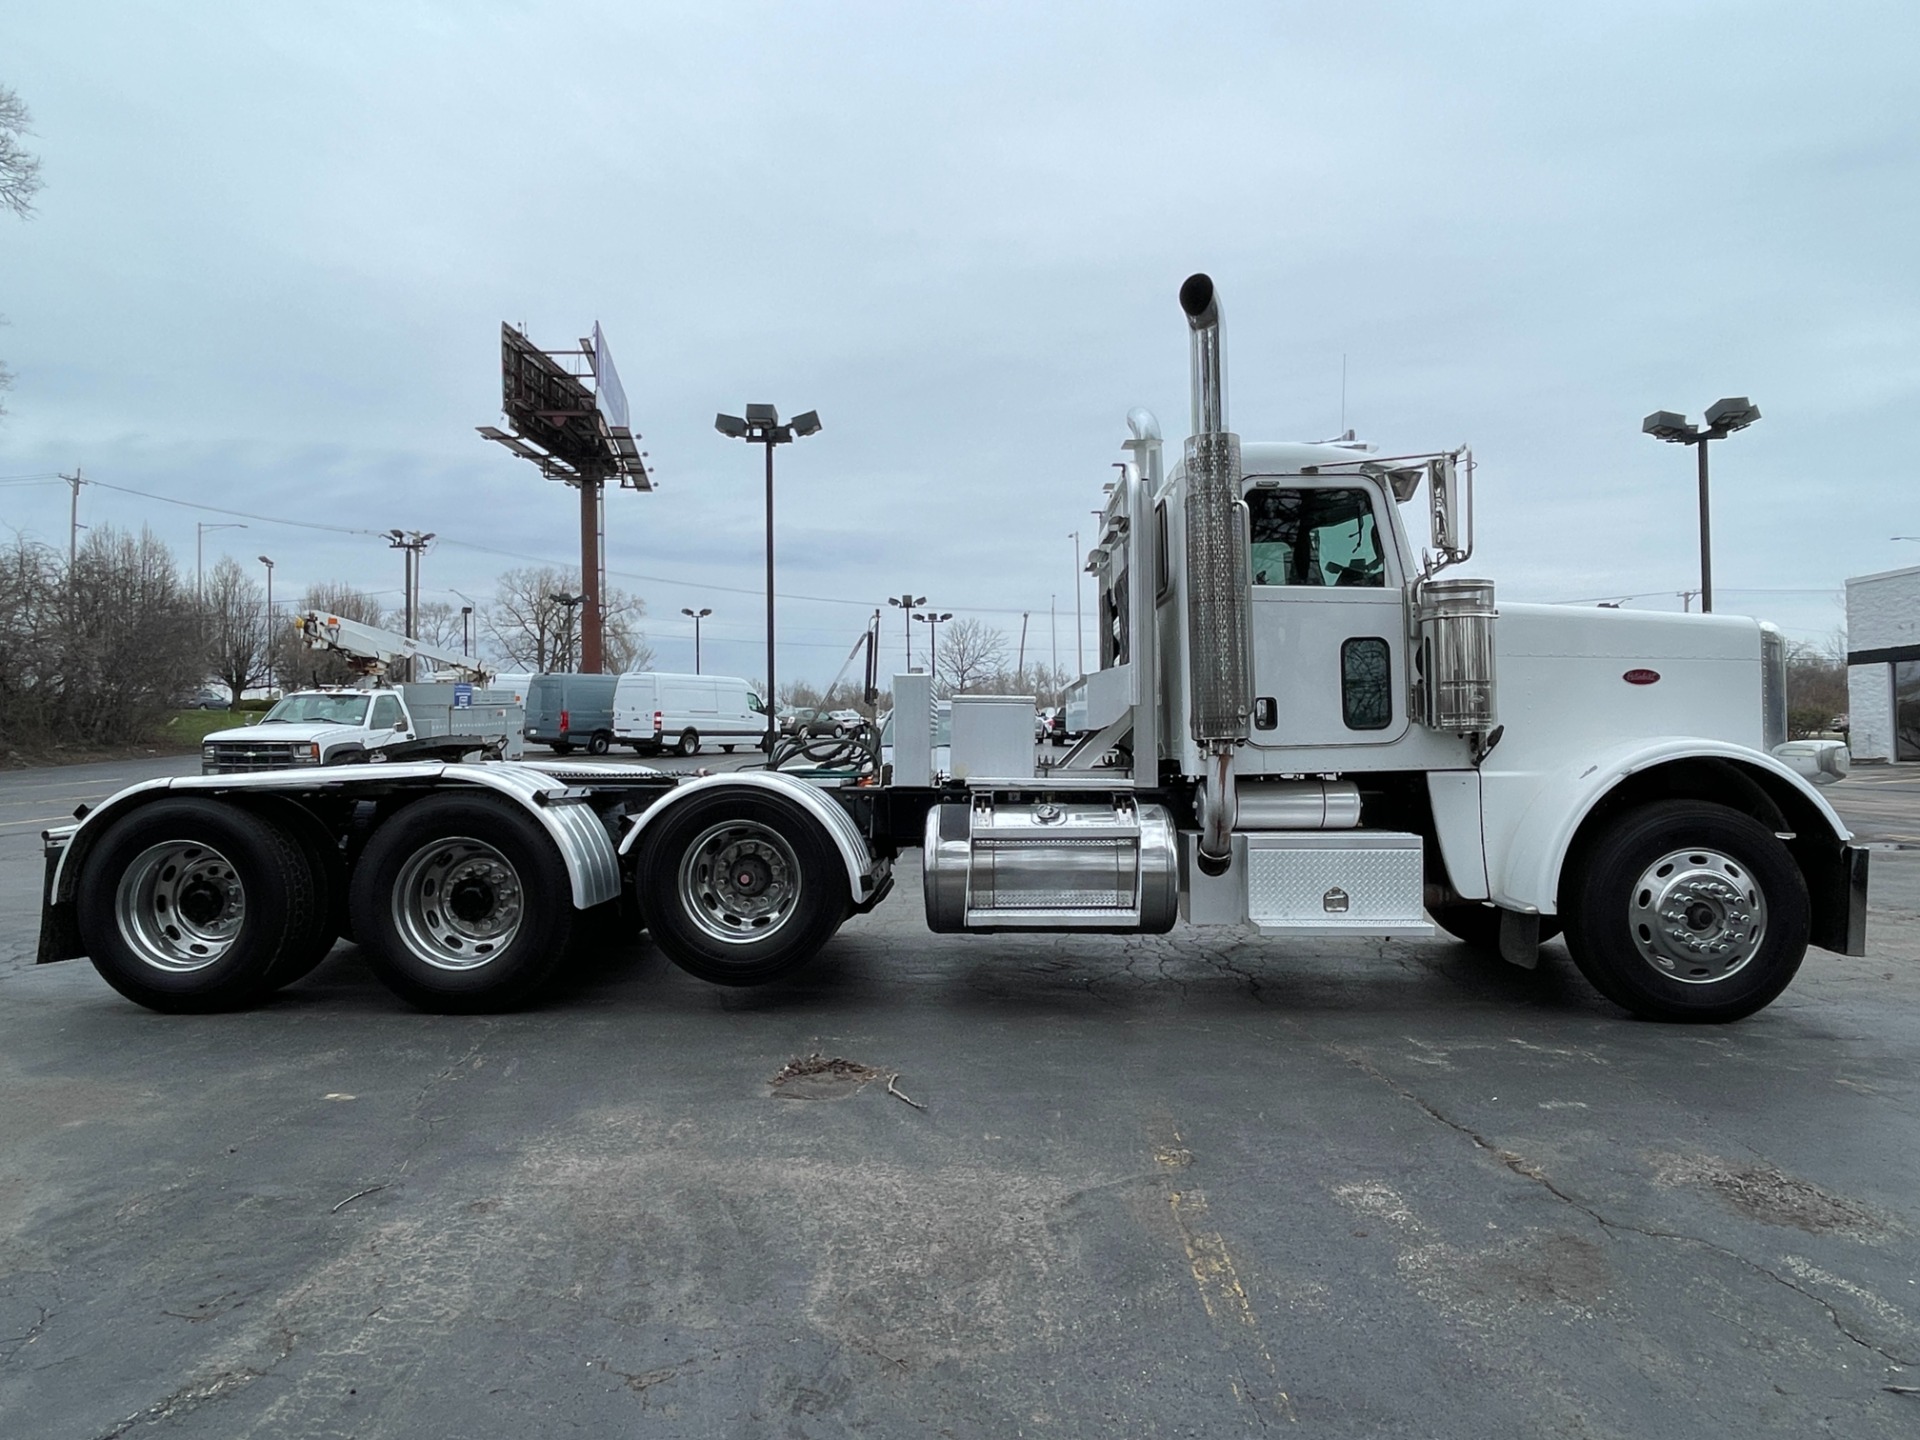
[1152,1122,1295,1423]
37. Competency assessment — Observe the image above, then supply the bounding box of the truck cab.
[201,688,414,774]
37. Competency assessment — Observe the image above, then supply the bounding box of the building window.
[1896,660,1920,761]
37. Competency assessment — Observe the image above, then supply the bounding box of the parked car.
[1035,707,1052,741]
[781,706,860,739]
[615,672,768,755]
[523,673,619,755]
[1045,709,1068,746]
[185,686,229,710]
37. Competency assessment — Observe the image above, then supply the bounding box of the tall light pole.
[549,592,584,671]
[196,522,246,602]
[460,605,473,658]
[1642,397,1761,615]
[257,555,276,696]
[888,592,925,671]
[715,404,821,756]
[1070,531,1084,675]
[681,606,712,673]
[914,610,952,688]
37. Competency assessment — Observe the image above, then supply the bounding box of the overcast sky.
[4,1,1915,684]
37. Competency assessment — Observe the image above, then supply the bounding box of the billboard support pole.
[579,472,604,673]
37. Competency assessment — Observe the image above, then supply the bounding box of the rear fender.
[45,764,620,913]
[620,772,886,905]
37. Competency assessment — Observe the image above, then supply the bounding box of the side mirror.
[1427,453,1473,571]
[393,719,407,731]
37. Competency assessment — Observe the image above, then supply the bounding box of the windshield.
[261,693,371,726]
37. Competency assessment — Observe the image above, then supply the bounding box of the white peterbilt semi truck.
[36,276,1865,1022]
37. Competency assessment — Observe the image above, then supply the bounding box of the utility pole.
[1050,593,1058,681]
[1016,611,1030,688]
[386,530,434,681]
[61,467,84,573]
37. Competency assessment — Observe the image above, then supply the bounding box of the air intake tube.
[1179,274,1253,875]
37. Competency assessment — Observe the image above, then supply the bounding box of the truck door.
[1244,477,1408,750]
[370,692,413,745]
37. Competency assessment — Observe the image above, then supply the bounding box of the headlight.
[291,742,322,765]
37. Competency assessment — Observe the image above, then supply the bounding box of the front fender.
[619,772,886,904]
[1484,736,1853,916]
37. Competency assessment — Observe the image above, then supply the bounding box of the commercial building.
[1845,565,1920,762]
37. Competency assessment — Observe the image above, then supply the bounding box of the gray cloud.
[3,0,1913,680]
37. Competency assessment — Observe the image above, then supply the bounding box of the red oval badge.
[1623,668,1661,685]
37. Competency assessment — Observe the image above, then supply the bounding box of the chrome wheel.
[114,841,246,973]
[677,820,802,945]
[391,837,524,971]
[1628,846,1768,984]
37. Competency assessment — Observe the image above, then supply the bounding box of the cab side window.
[1248,487,1386,587]
[370,695,402,729]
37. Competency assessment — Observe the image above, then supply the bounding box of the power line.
[35,467,1093,626]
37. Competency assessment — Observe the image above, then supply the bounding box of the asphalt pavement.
[1,755,1917,1438]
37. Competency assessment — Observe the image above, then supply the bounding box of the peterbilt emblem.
[1323,887,1350,914]
[1623,669,1661,685]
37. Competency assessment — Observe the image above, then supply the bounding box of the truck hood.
[204,721,371,746]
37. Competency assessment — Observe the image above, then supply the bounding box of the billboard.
[592,322,629,432]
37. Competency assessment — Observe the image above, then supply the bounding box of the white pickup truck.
[201,688,417,773]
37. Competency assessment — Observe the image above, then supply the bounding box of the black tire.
[76,798,319,1012]
[1431,904,1561,952]
[1561,800,1809,1023]
[635,790,847,986]
[677,728,700,757]
[721,744,736,754]
[550,741,574,755]
[588,731,611,756]
[350,794,577,1013]
[241,797,347,988]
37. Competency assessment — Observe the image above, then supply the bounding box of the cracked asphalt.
[2,757,1918,1437]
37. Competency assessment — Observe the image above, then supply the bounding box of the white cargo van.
[612,673,768,755]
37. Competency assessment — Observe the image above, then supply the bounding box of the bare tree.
[63,527,202,743]
[936,617,1010,696]
[0,533,62,746]
[0,86,40,219]
[484,566,650,673]
[202,556,267,704]
[0,85,42,425]
[1786,633,1850,739]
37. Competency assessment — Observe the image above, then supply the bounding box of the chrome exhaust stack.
[1179,274,1252,875]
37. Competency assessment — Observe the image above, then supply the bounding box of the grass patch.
[158,708,245,750]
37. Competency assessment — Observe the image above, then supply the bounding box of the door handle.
[1253,697,1277,730]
